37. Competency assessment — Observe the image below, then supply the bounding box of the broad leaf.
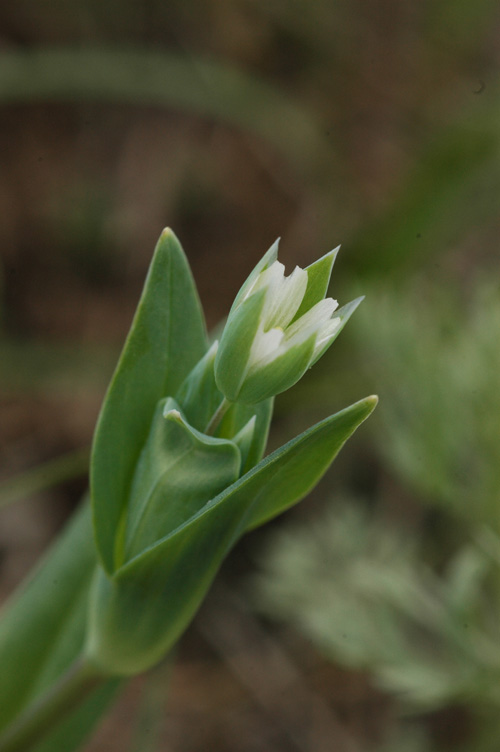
[123,405,241,562]
[0,503,95,732]
[91,229,208,573]
[86,397,376,676]
[244,395,377,529]
[0,501,123,751]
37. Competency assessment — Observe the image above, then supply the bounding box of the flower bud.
[214,241,361,404]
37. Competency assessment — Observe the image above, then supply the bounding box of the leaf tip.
[164,408,183,423]
[364,394,379,411]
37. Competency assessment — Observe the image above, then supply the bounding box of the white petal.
[253,261,285,294]
[241,260,283,306]
[262,264,308,330]
[284,297,338,340]
[248,327,285,371]
[314,316,341,353]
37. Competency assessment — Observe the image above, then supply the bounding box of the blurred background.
[0,1,500,750]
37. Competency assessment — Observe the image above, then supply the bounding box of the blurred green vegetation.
[255,280,500,751]
[1,0,499,750]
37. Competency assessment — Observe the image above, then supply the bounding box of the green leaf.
[32,680,121,752]
[230,239,279,313]
[176,341,274,469]
[244,395,378,529]
[91,229,208,574]
[311,296,364,366]
[123,404,241,562]
[293,246,339,322]
[219,398,273,472]
[86,396,376,676]
[238,332,316,404]
[0,501,124,751]
[215,288,266,402]
[175,342,222,433]
[0,503,95,732]
[232,416,257,474]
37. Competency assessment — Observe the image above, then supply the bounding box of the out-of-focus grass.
[0,341,117,393]
[0,448,89,509]
[0,48,331,179]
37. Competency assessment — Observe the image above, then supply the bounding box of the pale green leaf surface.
[230,239,279,313]
[86,397,376,675]
[175,342,221,432]
[218,397,273,472]
[123,406,241,562]
[232,416,256,474]
[238,333,316,404]
[91,229,208,573]
[293,246,339,322]
[215,288,266,401]
[244,395,377,529]
[0,503,95,732]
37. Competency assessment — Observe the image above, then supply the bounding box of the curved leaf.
[123,405,241,563]
[86,396,376,675]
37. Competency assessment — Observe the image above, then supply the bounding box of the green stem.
[0,657,105,752]
[205,397,232,436]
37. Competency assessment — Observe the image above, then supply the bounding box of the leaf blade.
[86,397,377,675]
[91,229,208,572]
[0,503,95,732]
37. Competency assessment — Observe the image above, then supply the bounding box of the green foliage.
[91,228,208,574]
[84,230,375,676]
[0,228,375,749]
[255,277,500,750]
[357,281,500,528]
[256,503,500,711]
[87,395,375,675]
[0,504,95,732]
[0,502,121,749]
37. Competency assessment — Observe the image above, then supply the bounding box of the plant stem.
[205,397,232,436]
[0,657,105,752]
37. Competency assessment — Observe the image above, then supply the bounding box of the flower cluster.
[215,241,361,404]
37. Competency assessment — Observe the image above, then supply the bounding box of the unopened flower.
[215,241,362,404]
